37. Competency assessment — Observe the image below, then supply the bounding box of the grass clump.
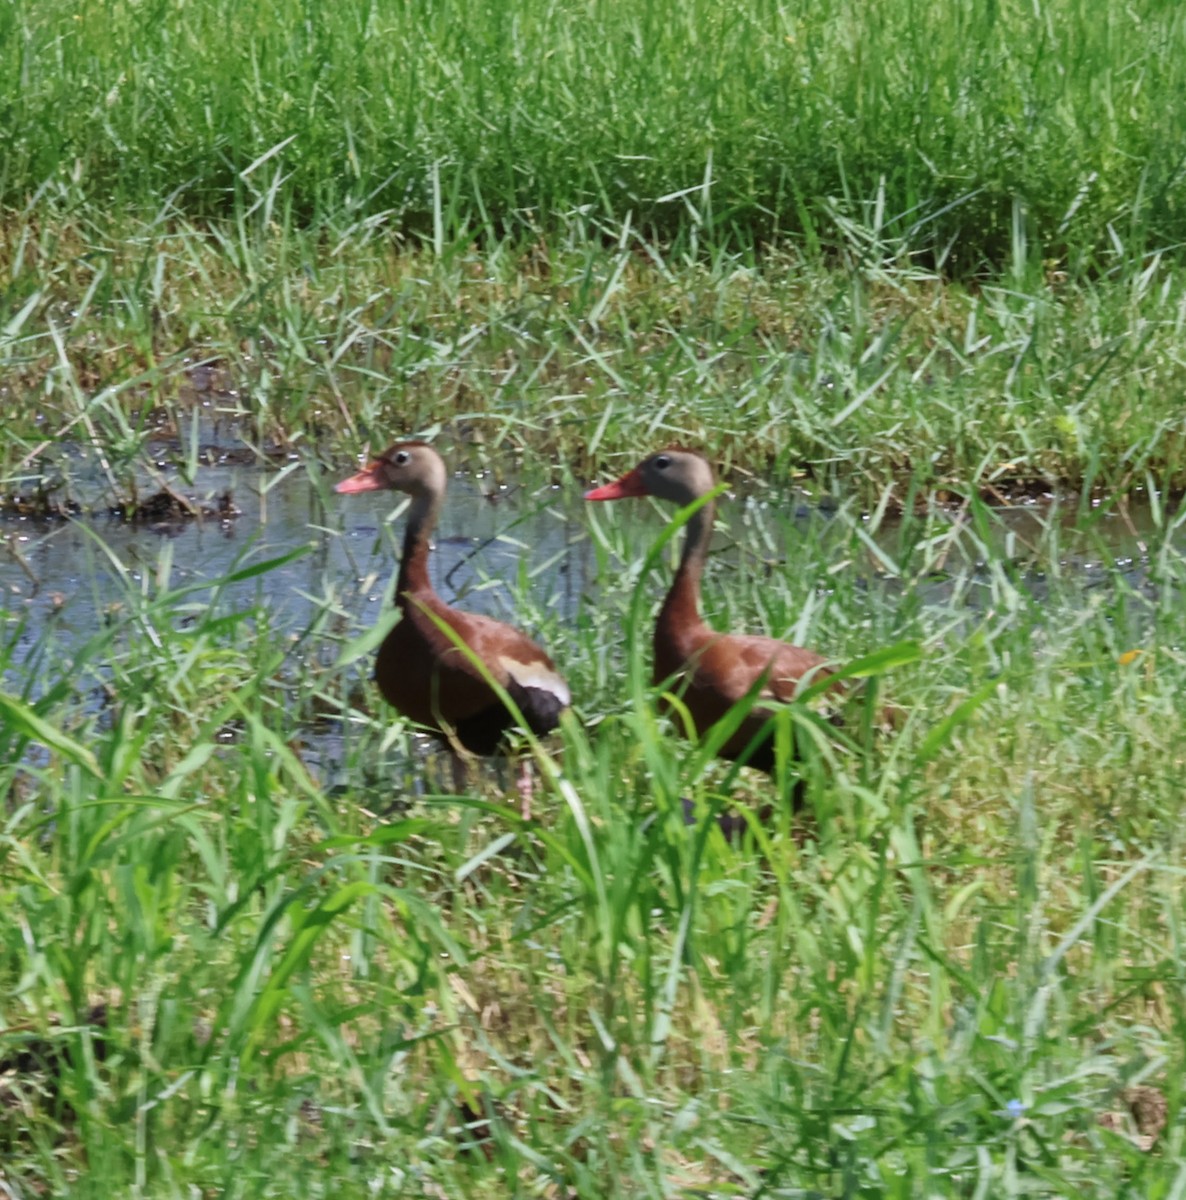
[2,0,1185,497]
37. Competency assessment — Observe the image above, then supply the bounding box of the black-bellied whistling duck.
[336,442,570,812]
[585,448,834,783]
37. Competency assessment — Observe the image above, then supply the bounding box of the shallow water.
[0,460,589,672]
[2,452,1178,676]
[2,465,1176,638]
[4,451,1183,795]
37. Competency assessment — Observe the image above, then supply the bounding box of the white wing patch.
[498,655,571,707]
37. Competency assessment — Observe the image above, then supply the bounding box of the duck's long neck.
[395,489,442,607]
[658,499,713,639]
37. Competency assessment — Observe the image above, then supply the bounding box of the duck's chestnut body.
[586,449,832,774]
[337,442,570,760]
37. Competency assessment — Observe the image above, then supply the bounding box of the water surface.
[2,454,1179,692]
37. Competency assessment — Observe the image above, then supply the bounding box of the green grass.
[3,0,1186,498]
[2,0,1184,1190]
[3,211,1186,504]
[3,479,1186,1194]
[4,0,1186,262]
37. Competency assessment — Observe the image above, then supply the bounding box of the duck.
[337,442,570,813]
[585,448,835,786]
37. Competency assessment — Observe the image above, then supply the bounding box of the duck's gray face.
[335,442,446,497]
[584,449,716,505]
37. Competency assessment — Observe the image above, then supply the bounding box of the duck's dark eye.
[393,450,410,466]
[654,454,671,470]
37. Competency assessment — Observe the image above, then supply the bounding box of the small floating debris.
[108,485,240,524]
[2,485,240,526]
[0,491,82,519]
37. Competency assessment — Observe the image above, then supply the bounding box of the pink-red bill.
[336,461,647,500]
[335,463,384,494]
[583,468,646,502]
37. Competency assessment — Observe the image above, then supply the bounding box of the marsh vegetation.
[3,0,1186,1193]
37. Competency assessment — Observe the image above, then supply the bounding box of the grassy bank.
[3,0,1186,497]
[2,492,1185,1194]
[4,0,1186,262]
[3,209,1186,504]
